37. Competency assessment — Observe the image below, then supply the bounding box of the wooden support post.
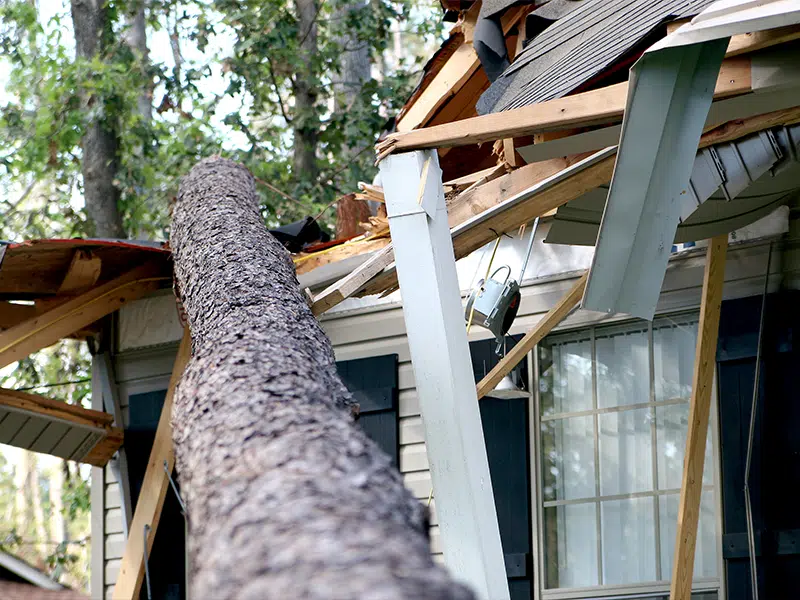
[112,328,191,600]
[477,272,587,399]
[0,263,165,369]
[669,235,728,600]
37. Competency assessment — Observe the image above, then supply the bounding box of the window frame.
[528,311,726,600]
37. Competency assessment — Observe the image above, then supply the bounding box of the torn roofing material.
[477,0,716,115]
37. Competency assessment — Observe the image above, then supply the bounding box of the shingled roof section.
[477,0,716,114]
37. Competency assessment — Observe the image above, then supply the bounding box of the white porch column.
[379,150,509,600]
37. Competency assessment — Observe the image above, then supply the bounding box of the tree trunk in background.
[123,0,152,122]
[70,0,126,238]
[29,455,48,557]
[171,156,474,600]
[332,0,373,233]
[332,0,370,115]
[14,451,30,539]
[49,463,66,545]
[293,0,319,184]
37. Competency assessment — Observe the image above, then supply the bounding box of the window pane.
[600,497,657,585]
[659,491,718,579]
[544,503,598,588]
[539,338,592,416]
[656,403,713,490]
[599,408,653,495]
[542,416,596,501]
[654,320,698,402]
[596,328,649,408]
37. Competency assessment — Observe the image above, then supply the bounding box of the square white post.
[380,150,509,600]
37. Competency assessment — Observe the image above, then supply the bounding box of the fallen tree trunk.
[171,156,473,600]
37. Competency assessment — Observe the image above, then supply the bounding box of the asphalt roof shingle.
[477,0,717,114]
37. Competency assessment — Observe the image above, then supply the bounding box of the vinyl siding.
[94,209,800,597]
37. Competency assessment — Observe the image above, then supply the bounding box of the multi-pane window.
[536,314,719,595]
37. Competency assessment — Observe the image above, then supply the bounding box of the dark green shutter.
[336,354,400,466]
[470,336,533,600]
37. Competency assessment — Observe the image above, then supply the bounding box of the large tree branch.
[170,156,473,600]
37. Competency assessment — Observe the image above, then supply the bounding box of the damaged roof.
[477,0,717,114]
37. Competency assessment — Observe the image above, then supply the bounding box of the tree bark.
[171,156,474,600]
[70,0,126,238]
[293,0,320,184]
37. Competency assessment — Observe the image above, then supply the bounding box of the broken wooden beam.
[294,237,391,276]
[0,387,122,466]
[377,57,751,157]
[669,235,728,600]
[476,272,587,399]
[309,105,800,315]
[112,328,191,600]
[0,263,165,370]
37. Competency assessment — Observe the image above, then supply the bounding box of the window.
[534,314,721,597]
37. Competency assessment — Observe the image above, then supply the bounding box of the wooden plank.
[726,24,800,57]
[294,237,390,276]
[377,57,751,156]
[311,244,396,316]
[669,235,728,600]
[313,104,800,312]
[58,250,102,294]
[112,328,191,600]
[0,263,165,369]
[476,273,587,399]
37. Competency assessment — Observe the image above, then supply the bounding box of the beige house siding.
[93,209,800,598]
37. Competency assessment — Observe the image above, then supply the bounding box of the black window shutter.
[717,291,800,600]
[336,354,400,467]
[470,336,533,600]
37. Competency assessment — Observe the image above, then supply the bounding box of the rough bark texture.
[335,193,371,239]
[171,156,474,600]
[70,0,125,238]
[293,0,320,182]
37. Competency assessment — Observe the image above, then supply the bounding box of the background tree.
[0,0,445,590]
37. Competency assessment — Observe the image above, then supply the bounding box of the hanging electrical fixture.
[465,218,539,354]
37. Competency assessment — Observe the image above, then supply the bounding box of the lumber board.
[294,237,391,276]
[310,244,395,316]
[726,24,800,57]
[314,104,800,313]
[58,250,102,294]
[669,235,727,600]
[476,273,588,399]
[0,262,165,370]
[112,328,191,600]
[378,57,751,156]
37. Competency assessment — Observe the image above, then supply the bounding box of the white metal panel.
[117,292,184,351]
[382,149,509,600]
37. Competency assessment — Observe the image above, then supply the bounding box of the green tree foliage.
[1,0,443,240]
